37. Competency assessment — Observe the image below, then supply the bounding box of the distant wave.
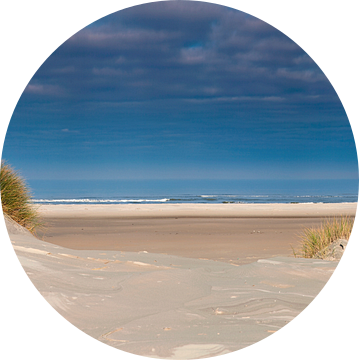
[33,198,170,203]
[201,194,270,198]
[32,193,357,204]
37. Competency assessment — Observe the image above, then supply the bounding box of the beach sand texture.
[38,203,356,265]
[7,203,357,359]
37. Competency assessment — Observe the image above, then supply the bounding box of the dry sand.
[6,203,357,359]
[37,202,356,218]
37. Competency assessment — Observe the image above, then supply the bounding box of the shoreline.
[37,202,357,218]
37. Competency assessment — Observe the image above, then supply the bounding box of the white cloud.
[277,68,326,82]
[24,83,63,95]
[293,54,315,65]
[92,67,145,76]
[115,56,126,64]
[92,67,125,76]
[180,46,207,64]
[53,66,76,74]
[183,95,285,103]
[202,86,219,95]
[61,128,79,134]
[72,28,178,48]
[25,84,44,93]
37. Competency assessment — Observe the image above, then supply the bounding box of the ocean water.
[27,179,358,204]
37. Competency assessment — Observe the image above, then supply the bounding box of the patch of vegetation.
[293,216,354,258]
[0,161,41,233]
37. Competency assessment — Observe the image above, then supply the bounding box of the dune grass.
[294,216,354,258]
[0,161,41,233]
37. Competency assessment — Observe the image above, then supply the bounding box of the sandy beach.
[6,202,357,359]
[37,202,356,265]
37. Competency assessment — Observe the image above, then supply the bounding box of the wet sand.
[37,203,357,265]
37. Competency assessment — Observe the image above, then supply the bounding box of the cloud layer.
[5,1,357,180]
[24,1,333,105]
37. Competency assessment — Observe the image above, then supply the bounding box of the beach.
[6,202,357,358]
[37,202,356,265]
[3,1,358,359]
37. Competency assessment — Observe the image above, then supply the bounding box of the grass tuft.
[294,216,354,258]
[0,161,41,233]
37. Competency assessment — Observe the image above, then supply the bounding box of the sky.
[2,0,358,181]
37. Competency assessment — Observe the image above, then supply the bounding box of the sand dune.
[6,202,352,358]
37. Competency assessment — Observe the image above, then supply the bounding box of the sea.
[27,179,358,205]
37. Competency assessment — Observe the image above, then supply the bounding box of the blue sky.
[2,1,358,181]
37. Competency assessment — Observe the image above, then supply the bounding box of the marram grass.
[0,161,41,233]
[294,216,354,258]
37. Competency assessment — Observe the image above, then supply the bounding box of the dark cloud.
[22,1,332,105]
